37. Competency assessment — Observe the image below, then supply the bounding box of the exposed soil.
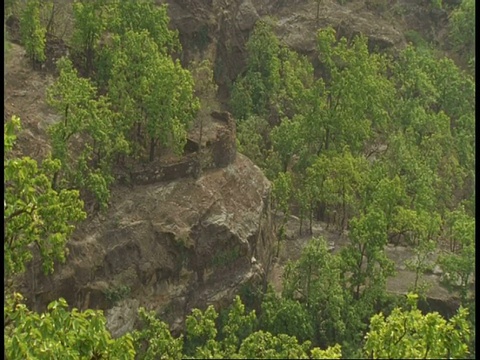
[4,43,57,161]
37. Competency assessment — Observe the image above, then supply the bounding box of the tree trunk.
[52,171,59,191]
[46,2,56,35]
[341,187,346,232]
[325,127,330,151]
[299,212,303,236]
[316,200,325,221]
[199,117,204,150]
[309,203,313,235]
[149,138,156,162]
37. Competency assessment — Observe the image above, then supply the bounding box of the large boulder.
[17,153,274,336]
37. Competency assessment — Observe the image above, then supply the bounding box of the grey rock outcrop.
[18,152,274,336]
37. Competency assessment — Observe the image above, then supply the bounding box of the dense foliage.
[19,0,201,210]
[4,116,86,278]
[19,0,47,68]
[231,19,475,357]
[5,1,475,359]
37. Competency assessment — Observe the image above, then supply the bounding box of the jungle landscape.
[3,0,475,358]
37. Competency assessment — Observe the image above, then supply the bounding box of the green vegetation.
[364,293,470,359]
[46,57,126,210]
[19,0,47,68]
[4,1,475,358]
[449,0,475,67]
[20,0,200,210]
[4,116,86,278]
[104,285,132,306]
[230,19,474,357]
[5,293,135,359]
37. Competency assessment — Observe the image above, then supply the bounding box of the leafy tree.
[260,287,314,343]
[243,20,281,114]
[220,296,257,356]
[108,30,199,161]
[190,59,218,149]
[4,294,136,360]
[438,205,475,303]
[282,237,347,347]
[316,27,395,154]
[47,57,127,209]
[270,116,303,173]
[237,331,312,359]
[316,149,369,231]
[70,0,107,75]
[230,78,255,122]
[310,344,342,359]
[339,206,396,351]
[19,0,47,68]
[271,171,294,254]
[340,207,394,301]
[184,305,223,358]
[107,0,180,55]
[132,307,183,360]
[274,47,315,119]
[364,293,471,359]
[4,116,86,278]
[236,115,270,168]
[449,0,475,69]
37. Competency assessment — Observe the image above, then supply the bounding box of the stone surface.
[105,299,140,338]
[235,0,260,31]
[18,153,274,335]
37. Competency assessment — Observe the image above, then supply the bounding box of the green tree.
[4,116,86,278]
[364,293,471,359]
[270,116,303,173]
[339,205,396,352]
[316,27,395,154]
[221,296,257,356]
[108,30,198,161]
[19,0,47,68]
[449,0,475,69]
[438,205,475,303]
[271,171,294,255]
[132,308,183,360]
[316,149,369,231]
[47,57,127,209]
[260,287,314,343]
[282,237,347,347]
[236,115,270,168]
[107,0,180,55]
[340,207,394,301]
[237,331,311,359]
[230,20,281,121]
[71,0,107,75]
[4,294,135,359]
[190,59,218,149]
[184,305,223,358]
[274,47,315,119]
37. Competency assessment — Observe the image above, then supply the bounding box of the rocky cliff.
[164,0,409,100]
[18,150,274,337]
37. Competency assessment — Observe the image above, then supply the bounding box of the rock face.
[164,0,406,98]
[18,149,274,337]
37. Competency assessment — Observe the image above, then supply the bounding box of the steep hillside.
[4,0,471,341]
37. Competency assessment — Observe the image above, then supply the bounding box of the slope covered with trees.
[4,0,475,358]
